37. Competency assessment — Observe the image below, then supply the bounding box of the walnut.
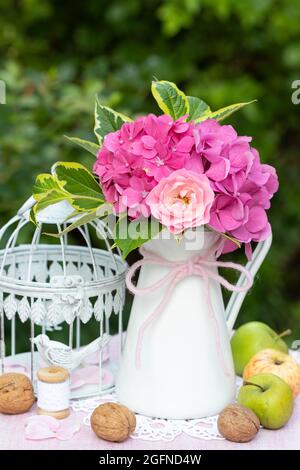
[0,373,35,414]
[217,404,260,442]
[91,402,136,442]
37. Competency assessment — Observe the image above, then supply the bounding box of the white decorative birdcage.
[0,197,127,398]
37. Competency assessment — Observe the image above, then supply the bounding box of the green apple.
[231,322,290,376]
[238,373,293,429]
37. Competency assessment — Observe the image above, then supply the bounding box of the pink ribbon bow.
[126,245,253,373]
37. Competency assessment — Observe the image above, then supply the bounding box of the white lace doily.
[71,350,300,442]
[71,379,243,442]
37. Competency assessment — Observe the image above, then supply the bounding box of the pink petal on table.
[71,366,113,390]
[56,423,81,441]
[25,422,57,440]
[25,415,80,441]
[25,415,60,432]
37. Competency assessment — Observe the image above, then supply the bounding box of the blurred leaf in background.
[0,0,300,345]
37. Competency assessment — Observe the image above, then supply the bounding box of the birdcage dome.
[0,197,127,398]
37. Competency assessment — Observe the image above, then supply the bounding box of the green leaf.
[31,162,106,220]
[186,96,210,121]
[30,189,73,224]
[94,98,132,144]
[151,80,189,120]
[52,162,104,211]
[31,173,70,223]
[32,173,65,201]
[114,217,164,259]
[195,100,256,123]
[64,136,100,156]
[43,210,99,238]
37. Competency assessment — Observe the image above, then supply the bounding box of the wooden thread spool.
[37,366,70,419]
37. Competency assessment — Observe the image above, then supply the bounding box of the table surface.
[1,336,299,450]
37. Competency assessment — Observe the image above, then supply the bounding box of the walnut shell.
[91,402,136,442]
[217,404,260,442]
[0,373,35,414]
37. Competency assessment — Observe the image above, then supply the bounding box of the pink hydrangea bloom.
[191,119,278,252]
[94,114,196,218]
[94,114,278,253]
[146,169,214,234]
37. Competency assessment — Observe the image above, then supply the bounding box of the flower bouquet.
[32,80,278,419]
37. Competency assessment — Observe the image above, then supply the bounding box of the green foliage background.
[0,0,299,346]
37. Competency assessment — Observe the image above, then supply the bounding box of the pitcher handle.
[226,234,273,333]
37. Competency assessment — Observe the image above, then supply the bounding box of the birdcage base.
[3,351,117,399]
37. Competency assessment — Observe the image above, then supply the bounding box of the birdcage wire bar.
[0,198,127,399]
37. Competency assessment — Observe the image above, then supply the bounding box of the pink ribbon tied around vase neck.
[126,242,254,375]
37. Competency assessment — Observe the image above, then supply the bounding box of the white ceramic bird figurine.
[32,334,110,372]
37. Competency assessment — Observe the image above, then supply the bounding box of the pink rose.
[146,169,214,234]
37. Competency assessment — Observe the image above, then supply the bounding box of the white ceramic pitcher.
[116,230,272,419]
